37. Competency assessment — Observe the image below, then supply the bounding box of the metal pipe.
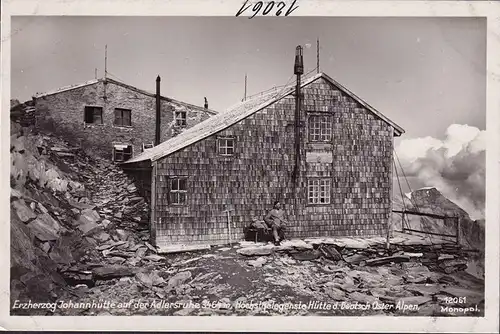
[155,75,161,146]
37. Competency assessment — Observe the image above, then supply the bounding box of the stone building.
[34,77,216,161]
[122,71,404,252]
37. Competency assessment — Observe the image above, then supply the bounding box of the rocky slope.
[10,121,151,314]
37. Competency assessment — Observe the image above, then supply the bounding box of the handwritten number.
[263,1,275,15]
[276,2,285,16]
[285,0,299,16]
[236,0,252,17]
[235,0,299,18]
[250,2,263,18]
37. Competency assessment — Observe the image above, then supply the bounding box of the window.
[309,115,332,142]
[113,144,133,162]
[218,137,234,156]
[169,177,187,205]
[308,178,331,205]
[175,111,187,127]
[114,108,132,126]
[84,106,103,124]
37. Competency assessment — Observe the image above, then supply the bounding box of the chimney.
[155,75,161,146]
[204,97,208,109]
[293,46,304,183]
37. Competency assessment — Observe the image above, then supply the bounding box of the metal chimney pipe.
[293,46,304,183]
[155,75,161,146]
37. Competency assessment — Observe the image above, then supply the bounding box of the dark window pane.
[179,192,186,204]
[170,192,178,204]
[84,107,93,123]
[114,109,122,126]
[171,179,178,191]
[179,178,187,191]
[123,109,131,126]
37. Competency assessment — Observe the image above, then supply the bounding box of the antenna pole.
[317,38,320,74]
[105,45,108,79]
[244,73,247,101]
[95,68,97,79]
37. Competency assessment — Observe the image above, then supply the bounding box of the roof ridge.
[123,71,404,166]
[35,77,217,115]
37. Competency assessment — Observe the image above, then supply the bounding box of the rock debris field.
[10,126,484,316]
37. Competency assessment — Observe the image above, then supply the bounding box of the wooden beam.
[392,209,450,220]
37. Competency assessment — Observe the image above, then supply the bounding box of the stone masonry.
[34,78,215,160]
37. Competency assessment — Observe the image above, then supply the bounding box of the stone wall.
[35,79,213,160]
[152,77,394,247]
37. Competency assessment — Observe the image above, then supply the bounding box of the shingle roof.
[34,77,218,115]
[123,72,404,166]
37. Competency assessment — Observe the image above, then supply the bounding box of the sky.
[11,16,486,143]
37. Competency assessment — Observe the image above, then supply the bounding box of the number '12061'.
[236,0,299,19]
[444,297,467,304]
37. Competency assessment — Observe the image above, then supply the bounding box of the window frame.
[217,136,235,156]
[84,106,103,124]
[114,108,132,127]
[175,111,187,127]
[307,178,332,205]
[169,176,188,205]
[308,114,333,142]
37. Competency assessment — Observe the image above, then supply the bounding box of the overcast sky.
[11,16,485,142]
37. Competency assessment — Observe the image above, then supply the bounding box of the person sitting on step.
[264,200,287,246]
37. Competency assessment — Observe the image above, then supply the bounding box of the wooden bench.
[244,225,285,243]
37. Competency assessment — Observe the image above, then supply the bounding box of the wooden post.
[456,217,461,244]
[226,210,232,245]
[401,213,404,232]
[387,127,394,250]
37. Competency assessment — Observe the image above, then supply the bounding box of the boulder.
[37,202,49,214]
[324,286,346,300]
[92,231,110,242]
[11,188,23,200]
[136,271,165,287]
[79,209,100,224]
[12,199,37,222]
[135,247,147,258]
[78,221,99,235]
[115,229,130,241]
[92,265,137,280]
[46,178,68,193]
[348,291,379,304]
[248,257,267,268]
[291,249,321,261]
[167,271,192,290]
[144,254,165,262]
[237,246,273,257]
[27,213,62,241]
[318,244,342,261]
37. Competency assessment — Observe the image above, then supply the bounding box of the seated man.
[264,200,287,246]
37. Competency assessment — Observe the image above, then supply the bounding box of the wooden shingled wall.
[152,77,394,247]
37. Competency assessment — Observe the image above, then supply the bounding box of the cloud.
[395,124,485,219]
